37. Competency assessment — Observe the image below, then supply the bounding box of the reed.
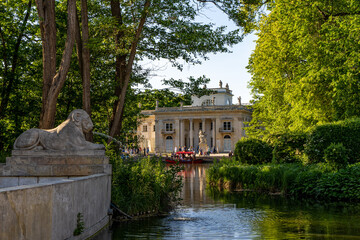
[207,161,360,201]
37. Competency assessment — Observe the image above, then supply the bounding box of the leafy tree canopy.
[247,0,360,138]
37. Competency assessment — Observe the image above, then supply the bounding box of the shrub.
[265,132,307,163]
[305,118,360,164]
[207,162,360,200]
[108,148,183,215]
[324,143,349,169]
[234,138,272,165]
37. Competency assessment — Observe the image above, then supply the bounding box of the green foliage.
[137,89,189,110]
[0,151,10,163]
[0,0,249,149]
[305,118,360,164]
[324,143,349,169]
[234,138,272,164]
[73,212,85,236]
[108,148,183,215]
[247,0,360,137]
[265,132,307,163]
[207,161,360,201]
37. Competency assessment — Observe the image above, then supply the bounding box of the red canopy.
[175,151,195,155]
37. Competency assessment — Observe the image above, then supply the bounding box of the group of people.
[173,145,218,155]
[174,146,193,153]
[119,146,150,156]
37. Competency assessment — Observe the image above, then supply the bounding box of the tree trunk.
[36,0,77,129]
[108,0,151,138]
[75,0,92,141]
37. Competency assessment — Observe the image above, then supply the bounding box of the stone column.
[175,118,180,150]
[216,117,221,152]
[180,119,185,147]
[212,119,216,149]
[189,119,194,148]
[155,119,161,153]
[202,118,206,132]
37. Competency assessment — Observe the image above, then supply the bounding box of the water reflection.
[97,164,360,239]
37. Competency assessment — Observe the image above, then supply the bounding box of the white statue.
[14,109,104,151]
[238,96,241,105]
[199,130,207,144]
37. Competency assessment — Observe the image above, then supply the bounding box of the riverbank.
[108,150,184,218]
[207,160,360,201]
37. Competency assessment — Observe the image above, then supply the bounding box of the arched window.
[166,136,173,140]
[224,135,231,139]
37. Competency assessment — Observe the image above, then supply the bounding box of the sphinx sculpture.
[14,109,105,151]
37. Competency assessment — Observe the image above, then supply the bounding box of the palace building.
[137,82,252,153]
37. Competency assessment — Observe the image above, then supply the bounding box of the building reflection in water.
[179,164,213,207]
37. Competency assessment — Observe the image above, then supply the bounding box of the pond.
[98,164,360,239]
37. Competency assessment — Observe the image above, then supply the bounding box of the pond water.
[98,164,360,239]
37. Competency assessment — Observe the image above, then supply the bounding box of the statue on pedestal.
[198,130,209,153]
[13,109,104,151]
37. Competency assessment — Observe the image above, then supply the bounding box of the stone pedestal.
[199,142,209,153]
[1,150,110,177]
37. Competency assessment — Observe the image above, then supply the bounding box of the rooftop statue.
[14,109,105,151]
[219,80,223,88]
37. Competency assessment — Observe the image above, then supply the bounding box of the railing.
[161,129,175,134]
[219,127,234,132]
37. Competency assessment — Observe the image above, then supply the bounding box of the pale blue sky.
[142,5,258,103]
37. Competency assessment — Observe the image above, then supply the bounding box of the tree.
[103,0,245,138]
[0,0,42,151]
[247,0,360,137]
[0,0,33,118]
[35,0,77,129]
[74,0,92,140]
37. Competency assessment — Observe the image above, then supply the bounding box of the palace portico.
[138,83,252,153]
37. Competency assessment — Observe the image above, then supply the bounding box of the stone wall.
[0,173,111,240]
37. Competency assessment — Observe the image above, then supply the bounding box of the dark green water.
[99,164,360,239]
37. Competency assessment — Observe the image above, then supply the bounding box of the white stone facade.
[137,87,252,153]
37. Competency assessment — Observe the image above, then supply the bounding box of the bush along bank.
[212,118,360,201]
[207,160,360,201]
[107,149,183,219]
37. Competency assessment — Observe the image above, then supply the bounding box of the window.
[142,125,147,132]
[223,122,231,131]
[202,99,211,106]
[165,123,173,131]
[153,125,156,131]
[199,122,202,131]
[211,122,213,130]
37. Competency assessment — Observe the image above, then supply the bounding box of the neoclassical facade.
[137,84,252,153]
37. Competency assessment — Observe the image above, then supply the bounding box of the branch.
[48,0,76,99]
[0,27,8,75]
[196,0,226,13]
[316,5,360,20]
[109,0,151,137]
